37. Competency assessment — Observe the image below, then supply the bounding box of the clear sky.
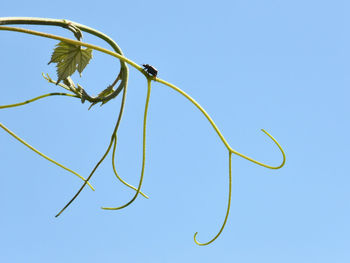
[0,0,349,262]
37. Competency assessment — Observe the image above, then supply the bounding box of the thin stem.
[155,78,286,170]
[0,25,139,73]
[0,122,94,191]
[0,17,124,59]
[55,76,128,217]
[0,93,78,109]
[55,136,114,217]
[194,151,232,246]
[111,134,149,199]
[102,78,152,210]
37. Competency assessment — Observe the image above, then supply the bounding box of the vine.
[0,17,285,246]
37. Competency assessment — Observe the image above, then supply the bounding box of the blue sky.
[1,0,349,262]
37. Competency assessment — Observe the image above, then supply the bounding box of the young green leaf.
[48,41,92,83]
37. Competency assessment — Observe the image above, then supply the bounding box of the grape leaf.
[48,41,93,83]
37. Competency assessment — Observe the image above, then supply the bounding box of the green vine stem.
[0,93,78,109]
[55,133,115,217]
[0,25,140,73]
[156,78,286,169]
[0,20,286,245]
[0,121,94,190]
[111,134,149,199]
[102,78,152,210]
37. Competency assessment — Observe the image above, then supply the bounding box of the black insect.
[142,64,158,77]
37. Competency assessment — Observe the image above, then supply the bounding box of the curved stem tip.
[193,152,232,246]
